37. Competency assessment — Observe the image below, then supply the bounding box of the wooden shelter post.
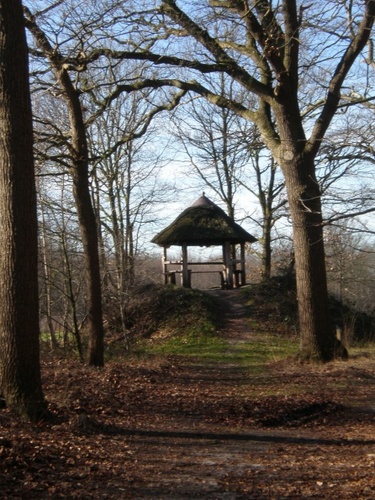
[181,245,190,288]
[240,243,246,286]
[162,247,174,285]
[223,241,233,289]
[162,246,168,281]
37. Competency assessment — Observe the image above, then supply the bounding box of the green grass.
[147,331,228,359]
[108,284,300,371]
[143,328,299,373]
[348,342,375,356]
[224,334,299,368]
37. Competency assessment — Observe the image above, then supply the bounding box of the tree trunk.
[72,166,104,366]
[39,200,58,349]
[60,75,104,367]
[0,0,47,420]
[261,214,272,280]
[282,154,347,361]
[65,80,104,366]
[60,228,84,361]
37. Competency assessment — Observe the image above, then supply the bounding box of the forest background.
[1,0,375,419]
[24,0,374,349]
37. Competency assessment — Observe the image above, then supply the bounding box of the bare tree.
[24,1,186,364]
[171,76,251,219]
[24,7,105,366]
[0,0,47,420]
[317,116,375,230]
[325,223,375,317]
[245,153,287,280]
[38,173,86,360]
[38,179,59,350]
[233,123,287,279]
[172,92,286,278]
[96,0,373,361]
[89,91,172,338]
[23,0,375,361]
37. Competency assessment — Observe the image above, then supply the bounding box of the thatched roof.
[151,194,257,247]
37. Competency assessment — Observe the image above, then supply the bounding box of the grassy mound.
[102,276,375,361]
[242,275,375,344]
[124,284,219,341]
[241,275,299,335]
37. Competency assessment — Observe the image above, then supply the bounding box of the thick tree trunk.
[62,72,104,367]
[261,214,272,280]
[0,0,47,420]
[72,168,104,366]
[282,154,347,361]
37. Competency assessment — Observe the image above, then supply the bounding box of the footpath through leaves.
[1,289,375,498]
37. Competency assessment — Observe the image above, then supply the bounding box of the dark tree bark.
[261,214,272,280]
[281,152,341,360]
[0,0,47,420]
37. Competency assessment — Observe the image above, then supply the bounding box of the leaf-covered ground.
[1,290,375,498]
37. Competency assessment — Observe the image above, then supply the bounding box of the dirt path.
[1,290,375,498]
[206,288,252,342]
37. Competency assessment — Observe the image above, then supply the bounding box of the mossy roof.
[151,194,257,247]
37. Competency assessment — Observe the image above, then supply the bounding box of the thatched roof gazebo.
[151,194,256,289]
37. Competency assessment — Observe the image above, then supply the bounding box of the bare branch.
[307,0,375,156]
